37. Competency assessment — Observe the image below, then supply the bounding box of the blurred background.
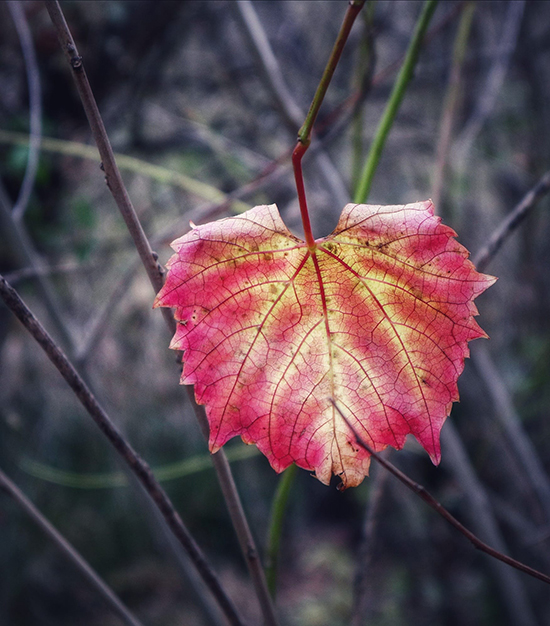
[1,1,550,624]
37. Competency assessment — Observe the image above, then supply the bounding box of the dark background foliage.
[1,1,550,625]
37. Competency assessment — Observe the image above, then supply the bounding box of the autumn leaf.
[154,201,495,488]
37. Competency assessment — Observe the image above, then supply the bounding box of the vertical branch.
[0,468,145,626]
[354,0,438,203]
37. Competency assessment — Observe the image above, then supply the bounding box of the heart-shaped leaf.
[155,201,495,488]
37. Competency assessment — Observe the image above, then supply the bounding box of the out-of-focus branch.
[7,1,42,222]
[431,2,475,210]
[0,180,76,355]
[0,273,245,626]
[441,423,538,626]
[454,0,526,166]
[351,458,390,626]
[234,0,349,215]
[0,467,144,626]
[473,343,550,521]
[354,0,439,203]
[473,169,550,272]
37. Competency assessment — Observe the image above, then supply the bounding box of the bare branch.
[455,0,526,165]
[0,467,144,626]
[330,399,550,587]
[7,1,42,222]
[0,274,245,626]
[43,3,277,623]
[473,169,550,272]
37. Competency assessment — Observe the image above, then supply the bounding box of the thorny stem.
[330,400,550,586]
[293,0,365,247]
[0,274,245,626]
[354,0,438,203]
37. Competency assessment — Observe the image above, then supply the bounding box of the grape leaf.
[154,201,495,488]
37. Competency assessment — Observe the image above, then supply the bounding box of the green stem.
[265,464,298,597]
[354,0,438,203]
[293,0,366,246]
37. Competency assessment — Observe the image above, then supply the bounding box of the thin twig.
[0,467,145,626]
[473,169,550,272]
[7,1,42,222]
[43,1,168,309]
[329,399,550,587]
[43,3,274,624]
[454,0,526,165]
[0,274,245,626]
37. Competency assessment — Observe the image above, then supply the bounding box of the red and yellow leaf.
[154,201,495,488]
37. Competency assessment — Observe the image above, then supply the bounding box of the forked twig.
[0,274,245,626]
[329,399,550,586]
[0,467,144,626]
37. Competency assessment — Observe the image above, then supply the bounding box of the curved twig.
[330,399,550,587]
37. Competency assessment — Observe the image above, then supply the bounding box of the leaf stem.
[292,0,366,247]
[330,399,550,587]
[265,464,298,597]
[354,0,438,203]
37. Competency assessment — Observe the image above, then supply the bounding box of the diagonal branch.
[473,169,550,272]
[0,273,245,626]
[330,399,550,586]
[43,3,277,624]
[0,467,144,626]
